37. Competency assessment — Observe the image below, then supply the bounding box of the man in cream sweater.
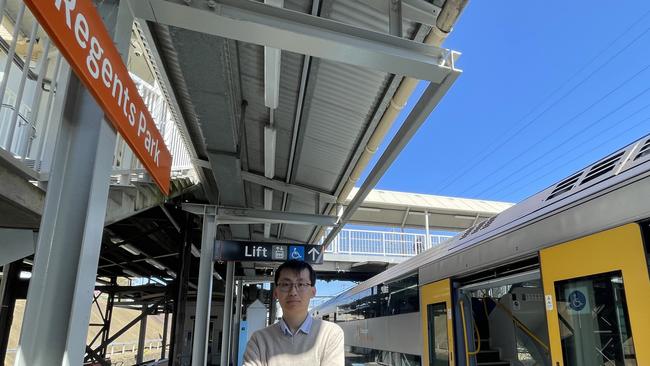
[243,260,344,365]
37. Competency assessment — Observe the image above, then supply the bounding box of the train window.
[347,346,421,365]
[427,302,449,366]
[554,271,637,366]
[381,274,420,316]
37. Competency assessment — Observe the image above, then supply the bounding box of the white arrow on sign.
[308,247,320,261]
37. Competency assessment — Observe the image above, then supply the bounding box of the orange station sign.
[24,0,172,194]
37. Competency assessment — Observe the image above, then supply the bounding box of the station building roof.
[347,188,514,231]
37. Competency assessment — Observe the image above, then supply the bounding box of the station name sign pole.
[215,240,324,264]
[23,0,172,193]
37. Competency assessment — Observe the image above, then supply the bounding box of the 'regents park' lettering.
[26,0,172,193]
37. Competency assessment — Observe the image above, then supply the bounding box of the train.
[312,134,650,366]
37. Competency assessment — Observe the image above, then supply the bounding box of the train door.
[540,223,650,366]
[457,269,550,366]
[421,278,454,366]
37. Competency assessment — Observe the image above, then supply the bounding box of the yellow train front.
[313,134,650,365]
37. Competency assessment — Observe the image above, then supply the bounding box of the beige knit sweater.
[243,318,344,366]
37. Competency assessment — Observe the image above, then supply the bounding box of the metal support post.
[161,302,169,359]
[191,209,217,366]
[169,214,192,365]
[14,73,117,366]
[137,306,148,364]
[220,261,235,366]
[0,262,20,364]
[99,280,116,358]
[268,283,276,325]
[13,2,134,364]
[424,209,430,251]
[231,280,244,365]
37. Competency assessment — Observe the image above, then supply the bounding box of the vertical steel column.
[191,208,216,366]
[170,214,192,365]
[98,281,116,359]
[0,261,20,364]
[13,72,116,366]
[424,209,430,251]
[219,261,235,366]
[268,283,276,325]
[231,280,244,366]
[161,302,169,359]
[14,2,133,365]
[137,306,148,364]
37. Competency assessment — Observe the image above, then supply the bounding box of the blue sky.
[361,0,650,204]
[317,1,650,297]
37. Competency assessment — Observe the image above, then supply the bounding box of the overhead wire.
[485,102,650,199]
[500,116,650,200]
[435,9,650,193]
[467,69,650,197]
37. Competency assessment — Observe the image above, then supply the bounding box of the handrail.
[459,299,481,366]
[484,297,550,353]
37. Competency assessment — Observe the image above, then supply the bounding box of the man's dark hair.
[274,260,316,286]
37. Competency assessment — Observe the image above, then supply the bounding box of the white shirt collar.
[278,315,313,336]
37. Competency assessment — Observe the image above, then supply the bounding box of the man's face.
[274,268,316,316]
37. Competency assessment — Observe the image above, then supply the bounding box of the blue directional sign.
[214,240,323,264]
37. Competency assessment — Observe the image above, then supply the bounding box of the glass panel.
[427,302,449,366]
[555,271,637,366]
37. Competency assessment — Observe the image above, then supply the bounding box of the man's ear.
[310,286,316,298]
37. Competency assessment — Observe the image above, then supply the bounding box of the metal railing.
[0,0,195,185]
[7,338,169,356]
[324,228,452,257]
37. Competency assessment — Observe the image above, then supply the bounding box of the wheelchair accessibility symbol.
[288,246,304,261]
[568,290,586,312]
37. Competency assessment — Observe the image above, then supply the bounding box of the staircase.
[472,298,511,366]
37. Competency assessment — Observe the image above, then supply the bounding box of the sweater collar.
[279,315,313,336]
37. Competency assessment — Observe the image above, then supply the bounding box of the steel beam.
[323,71,461,249]
[388,0,403,38]
[241,171,337,203]
[191,208,217,366]
[136,306,148,364]
[182,204,337,226]
[161,302,169,359]
[90,299,163,355]
[127,0,456,82]
[14,75,117,366]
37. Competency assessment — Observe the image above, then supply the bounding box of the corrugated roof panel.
[326,0,419,35]
[295,60,391,191]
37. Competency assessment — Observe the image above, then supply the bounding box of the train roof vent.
[579,151,625,186]
[546,171,582,201]
[633,137,650,161]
